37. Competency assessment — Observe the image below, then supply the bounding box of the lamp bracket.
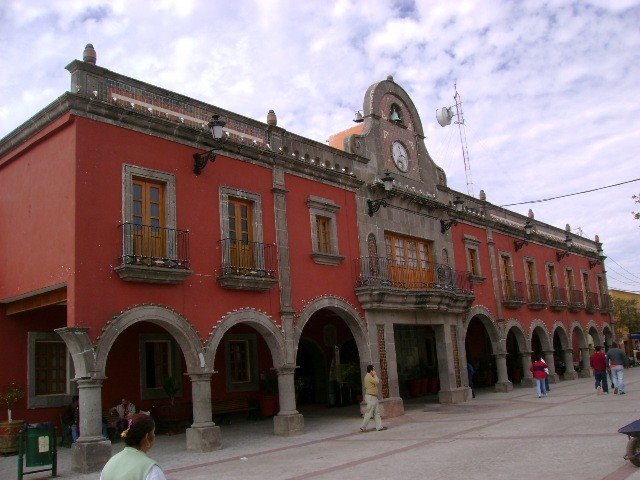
[588,259,601,269]
[556,250,570,262]
[514,239,528,252]
[193,149,218,175]
[367,198,388,217]
[440,218,457,234]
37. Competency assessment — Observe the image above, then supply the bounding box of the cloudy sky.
[1,0,639,292]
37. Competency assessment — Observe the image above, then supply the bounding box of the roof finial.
[83,43,97,64]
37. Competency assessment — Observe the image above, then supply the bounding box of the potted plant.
[153,376,191,434]
[259,373,278,417]
[0,380,26,454]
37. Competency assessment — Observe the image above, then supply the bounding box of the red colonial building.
[0,45,612,472]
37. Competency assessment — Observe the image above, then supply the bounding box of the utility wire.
[500,178,640,207]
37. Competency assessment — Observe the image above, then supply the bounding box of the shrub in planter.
[0,380,26,454]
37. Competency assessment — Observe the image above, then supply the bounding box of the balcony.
[600,294,613,314]
[585,291,599,313]
[115,223,192,284]
[354,257,473,312]
[568,289,585,313]
[549,287,567,311]
[217,239,278,291]
[502,280,526,309]
[527,284,548,310]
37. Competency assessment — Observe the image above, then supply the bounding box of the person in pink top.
[530,356,548,398]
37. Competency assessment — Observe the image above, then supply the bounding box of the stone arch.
[603,323,614,348]
[203,308,285,369]
[529,319,552,352]
[295,296,369,365]
[94,304,204,375]
[503,320,528,352]
[570,321,589,350]
[587,322,602,348]
[463,306,500,352]
[551,321,570,350]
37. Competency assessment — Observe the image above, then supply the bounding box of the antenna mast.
[452,84,474,197]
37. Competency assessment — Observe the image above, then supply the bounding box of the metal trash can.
[17,422,57,479]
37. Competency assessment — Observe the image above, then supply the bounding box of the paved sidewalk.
[4,368,640,479]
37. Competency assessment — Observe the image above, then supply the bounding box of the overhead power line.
[500,178,640,207]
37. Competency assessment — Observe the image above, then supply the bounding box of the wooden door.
[132,179,165,260]
[384,234,434,288]
[228,198,254,271]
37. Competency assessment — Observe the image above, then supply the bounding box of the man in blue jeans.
[607,342,627,394]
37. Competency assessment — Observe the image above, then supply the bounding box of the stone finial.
[387,75,394,82]
[594,234,600,243]
[565,223,571,232]
[83,43,97,64]
[267,109,277,126]
[479,189,486,201]
[528,209,534,219]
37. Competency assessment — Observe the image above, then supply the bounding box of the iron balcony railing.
[354,257,472,294]
[568,289,585,309]
[120,223,190,269]
[218,238,278,278]
[601,294,613,312]
[528,283,548,304]
[502,280,525,303]
[585,291,599,312]
[549,287,567,306]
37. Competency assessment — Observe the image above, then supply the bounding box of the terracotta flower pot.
[0,420,25,455]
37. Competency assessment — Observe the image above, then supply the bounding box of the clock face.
[392,141,409,172]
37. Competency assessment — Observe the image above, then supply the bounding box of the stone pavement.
[4,368,640,480]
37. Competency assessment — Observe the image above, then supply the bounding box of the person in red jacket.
[590,345,609,394]
[530,356,548,398]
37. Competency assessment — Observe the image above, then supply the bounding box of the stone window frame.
[139,333,183,401]
[523,256,539,298]
[220,187,264,261]
[122,164,177,259]
[224,334,259,393]
[27,332,76,409]
[307,195,345,265]
[463,235,484,282]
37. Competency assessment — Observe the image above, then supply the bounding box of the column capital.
[276,364,297,376]
[75,376,106,388]
[188,372,213,382]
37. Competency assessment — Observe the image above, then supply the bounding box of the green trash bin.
[17,422,57,479]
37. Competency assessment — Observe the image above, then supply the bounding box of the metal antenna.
[452,84,474,197]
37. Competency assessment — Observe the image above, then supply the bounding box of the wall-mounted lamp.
[440,196,464,234]
[353,111,364,123]
[367,171,395,216]
[514,219,534,251]
[193,114,226,175]
[555,228,574,261]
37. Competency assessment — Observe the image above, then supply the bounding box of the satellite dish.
[436,107,453,127]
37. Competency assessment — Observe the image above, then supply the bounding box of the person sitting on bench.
[109,397,137,437]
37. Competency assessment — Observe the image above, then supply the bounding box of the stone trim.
[307,195,342,264]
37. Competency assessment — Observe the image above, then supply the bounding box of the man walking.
[359,365,387,432]
[590,346,609,394]
[607,342,627,394]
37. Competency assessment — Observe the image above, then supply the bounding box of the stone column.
[72,377,111,473]
[186,373,221,452]
[274,365,304,435]
[435,323,468,403]
[494,353,513,392]
[520,352,534,387]
[562,348,578,380]
[579,347,592,378]
[543,350,558,384]
[377,321,405,417]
